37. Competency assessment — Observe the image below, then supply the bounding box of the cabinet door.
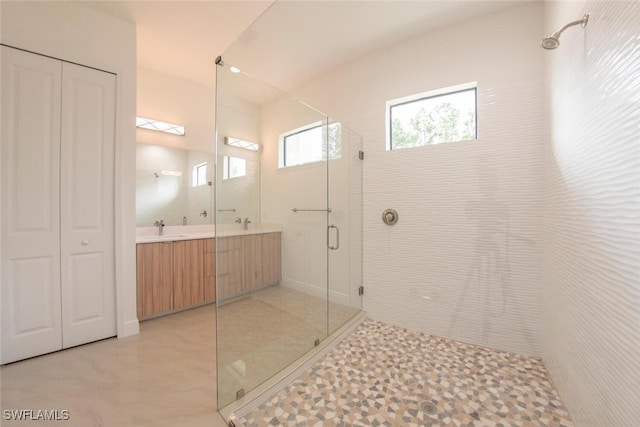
[243,234,263,292]
[217,236,243,300]
[262,232,282,286]
[203,238,216,302]
[60,62,117,348]
[1,47,63,364]
[173,239,204,310]
[136,243,173,318]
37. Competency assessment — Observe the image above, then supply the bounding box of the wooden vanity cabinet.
[173,239,205,310]
[243,234,264,292]
[216,236,243,300]
[217,232,282,300]
[203,238,216,302]
[136,239,207,319]
[136,242,173,318]
[136,232,282,317]
[262,232,282,286]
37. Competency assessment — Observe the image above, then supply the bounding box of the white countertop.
[136,224,282,244]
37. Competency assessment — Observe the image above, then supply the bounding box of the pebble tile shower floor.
[239,319,573,427]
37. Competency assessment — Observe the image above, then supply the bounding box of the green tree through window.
[389,86,476,149]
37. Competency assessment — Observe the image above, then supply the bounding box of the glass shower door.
[215,62,330,410]
[327,121,363,335]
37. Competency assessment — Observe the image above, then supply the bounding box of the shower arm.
[549,15,589,38]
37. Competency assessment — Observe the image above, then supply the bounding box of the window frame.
[192,162,207,187]
[386,82,478,150]
[279,121,341,169]
[222,155,247,181]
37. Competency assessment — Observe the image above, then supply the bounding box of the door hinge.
[228,421,236,427]
[314,338,320,347]
[358,150,364,160]
[358,286,364,296]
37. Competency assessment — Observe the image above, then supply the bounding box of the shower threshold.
[219,310,368,424]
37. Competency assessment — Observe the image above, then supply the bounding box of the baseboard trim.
[118,318,140,338]
[280,278,351,306]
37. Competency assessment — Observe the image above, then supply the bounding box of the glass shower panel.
[215,63,329,410]
[327,122,363,335]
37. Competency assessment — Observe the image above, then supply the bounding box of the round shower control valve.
[382,209,398,225]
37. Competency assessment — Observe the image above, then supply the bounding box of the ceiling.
[80,0,272,88]
[81,1,523,102]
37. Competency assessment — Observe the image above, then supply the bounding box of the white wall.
[543,1,640,425]
[292,2,546,356]
[137,67,215,153]
[0,1,138,337]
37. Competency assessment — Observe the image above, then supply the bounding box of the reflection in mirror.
[222,156,246,180]
[215,73,266,225]
[216,155,260,224]
[135,143,214,227]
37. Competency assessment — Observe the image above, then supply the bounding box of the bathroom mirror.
[136,143,217,227]
[136,142,261,227]
[216,154,260,224]
[215,76,266,224]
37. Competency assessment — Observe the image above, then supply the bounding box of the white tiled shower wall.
[543,1,640,426]
[294,2,546,357]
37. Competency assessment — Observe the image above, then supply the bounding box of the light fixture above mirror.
[224,136,260,151]
[136,117,185,136]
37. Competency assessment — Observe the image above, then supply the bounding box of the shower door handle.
[328,225,340,250]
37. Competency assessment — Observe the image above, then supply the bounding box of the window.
[222,156,246,180]
[279,122,341,168]
[387,83,477,150]
[192,162,207,187]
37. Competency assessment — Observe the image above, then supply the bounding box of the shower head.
[541,13,589,50]
[541,35,561,50]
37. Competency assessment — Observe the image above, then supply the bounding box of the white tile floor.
[1,304,225,427]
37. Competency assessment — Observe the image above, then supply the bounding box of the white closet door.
[1,46,63,364]
[60,62,116,348]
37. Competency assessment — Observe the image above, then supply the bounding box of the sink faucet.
[153,219,165,236]
[243,217,251,230]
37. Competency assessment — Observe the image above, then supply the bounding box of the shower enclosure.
[214,58,363,416]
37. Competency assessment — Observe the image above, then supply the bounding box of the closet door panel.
[60,62,117,348]
[67,253,105,321]
[1,46,63,364]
